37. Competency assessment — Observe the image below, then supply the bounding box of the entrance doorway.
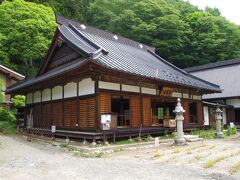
[152,101,175,126]
[111,96,130,127]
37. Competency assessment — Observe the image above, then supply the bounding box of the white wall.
[42,89,51,102]
[141,87,156,95]
[193,95,201,100]
[182,93,189,99]
[203,106,209,125]
[171,92,182,98]
[99,81,120,91]
[26,93,33,104]
[52,86,63,100]
[226,99,240,108]
[222,108,227,125]
[64,82,77,98]
[122,84,140,93]
[33,91,41,103]
[78,78,95,96]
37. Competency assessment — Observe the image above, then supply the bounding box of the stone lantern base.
[174,138,187,146]
[215,132,224,138]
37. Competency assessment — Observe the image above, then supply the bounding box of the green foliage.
[1,0,240,76]
[0,108,16,123]
[87,0,240,68]
[0,107,16,134]
[11,95,26,108]
[0,0,56,76]
[225,126,237,136]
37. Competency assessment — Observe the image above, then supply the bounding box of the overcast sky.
[187,0,240,25]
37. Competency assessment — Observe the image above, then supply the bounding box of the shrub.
[0,108,16,122]
[225,126,237,136]
[0,108,16,134]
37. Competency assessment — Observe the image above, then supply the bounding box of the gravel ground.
[0,134,240,180]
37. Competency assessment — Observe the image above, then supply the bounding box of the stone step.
[183,135,203,142]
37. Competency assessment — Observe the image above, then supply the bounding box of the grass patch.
[153,153,162,158]
[221,147,229,151]
[113,148,123,153]
[203,155,228,168]
[191,129,215,139]
[172,149,180,154]
[113,139,138,145]
[194,155,202,161]
[229,162,240,174]
[187,151,192,154]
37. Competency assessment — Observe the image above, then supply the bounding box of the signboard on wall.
[160,87,173,97]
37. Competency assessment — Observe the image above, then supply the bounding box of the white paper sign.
[154,137,159,147]
[51,125,56,133]
[101,115,111,123]
[230,122,235,128]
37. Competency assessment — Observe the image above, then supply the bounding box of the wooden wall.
[79,98,95,128]
[52,101,63,127]
[130,96,141,127]
[30,96,96,130]
[142,97,151,126]
[197,102,204,125]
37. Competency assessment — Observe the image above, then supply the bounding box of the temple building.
[6,15,221,141]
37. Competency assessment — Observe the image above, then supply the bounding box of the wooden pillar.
[50,88,53,126]
[77,82,80,128]
[62,86,64,127]
[95,80,99,130]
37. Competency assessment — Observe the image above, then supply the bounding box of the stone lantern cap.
[215,105,223,113]
[173,98,185,113]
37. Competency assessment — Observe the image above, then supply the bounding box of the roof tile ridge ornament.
[68,23,109,56]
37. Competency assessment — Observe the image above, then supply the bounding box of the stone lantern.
[173,98,186,145]
[215,105,224,138]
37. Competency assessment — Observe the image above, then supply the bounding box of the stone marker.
[173,98,187,145]
[215,105,224,138]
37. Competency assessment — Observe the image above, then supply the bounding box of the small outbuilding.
[185,58,240,126]
[0,64,25,105]
[6,15,221,141]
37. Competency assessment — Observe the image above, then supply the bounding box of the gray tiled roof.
[6,16,221,94]
[184,58,240,73]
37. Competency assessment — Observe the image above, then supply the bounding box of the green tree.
[0,0,56,76]
[185,12,240,66]
[11,95,26,108]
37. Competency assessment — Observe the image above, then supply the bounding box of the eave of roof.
[0,65,25,80]
[184,58,240,72]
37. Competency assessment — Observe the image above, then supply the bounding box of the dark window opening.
[111,96,130,127]
[235,109,240,122]
[152,101,175,125]
[189,102,197,123]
